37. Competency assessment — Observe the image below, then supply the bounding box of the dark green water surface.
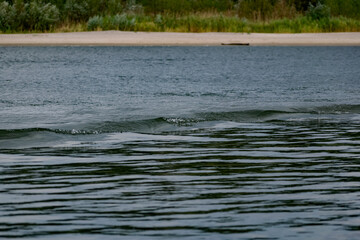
[0,46,360,239]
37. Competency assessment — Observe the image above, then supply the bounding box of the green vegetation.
[0,0,59,31]
[1,0,360,33]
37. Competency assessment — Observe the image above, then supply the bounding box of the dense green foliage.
[1,0,360,33]
[306,1,330,20]
[0,0,59,31]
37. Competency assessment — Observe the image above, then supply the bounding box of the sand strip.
[1,31,360,46]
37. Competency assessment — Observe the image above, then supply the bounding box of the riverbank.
[1,31,360,46]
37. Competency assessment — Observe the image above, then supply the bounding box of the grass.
[2,13,360,34]
[82,14,360,33]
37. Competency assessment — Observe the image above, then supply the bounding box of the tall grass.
[85,13,360,33]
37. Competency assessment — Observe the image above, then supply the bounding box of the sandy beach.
[0,31,360,46]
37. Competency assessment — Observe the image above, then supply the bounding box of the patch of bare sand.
[0,31,360,46]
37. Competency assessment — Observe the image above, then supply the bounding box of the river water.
[1,46,360,239]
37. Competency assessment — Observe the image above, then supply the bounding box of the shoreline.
[1,31,360,46]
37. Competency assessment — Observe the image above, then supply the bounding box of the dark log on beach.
[221,43,250,46]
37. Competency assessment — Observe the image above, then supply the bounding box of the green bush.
[11,0,27,30]
[108,14,136,30]
[0,1,12,31]
[125,0,143,15]
[111,14,129,29]
[87,14,136,31]
[87,15,103,30]
[64,0,89,21]
[306,1,331,20]
[0,0,59,32]
[106,0,123,15]
[154,14,164,30]
[27,1,59,30]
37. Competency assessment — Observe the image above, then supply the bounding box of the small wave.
[194,109,297,122]
[312,104,360,114]
[0,118,170,139]
[1,104,359,140]
[163,117,204,126]
[0,128,101,138]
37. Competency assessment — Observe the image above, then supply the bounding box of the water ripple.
[1,121,360,239]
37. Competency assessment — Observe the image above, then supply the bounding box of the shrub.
[0,0,59,32]
[106,0,123,15]
[87,15,103,30]
[125,0,143,15]
[87,14,137,31]
[111,14,128,30]
[64,0,89,22]
[11,0,27,30]
[154,14,162,25]
[154,14,164,30]
[0,1,12,31]
[108,14,136,30]
[27,1,59,31]
[306,1,331,20]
